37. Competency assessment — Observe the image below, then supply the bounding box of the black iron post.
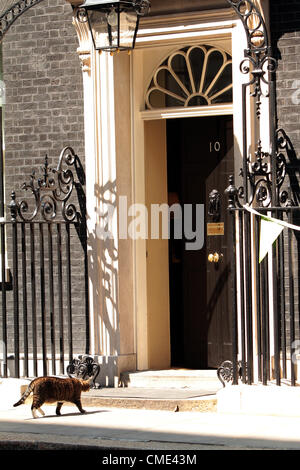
[287,201,296,386]
[9,192,20,378]
[225,176,239,385]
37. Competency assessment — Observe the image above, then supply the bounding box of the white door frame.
[131,13,246,371]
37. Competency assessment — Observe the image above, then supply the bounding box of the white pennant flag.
[259,216,284,263]
[244,205,300,263]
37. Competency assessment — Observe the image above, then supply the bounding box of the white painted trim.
[136,27,236,49]
[130,53,138,365]
[136,9,238,49]
[139,8,237,31]
[140,104,233,121]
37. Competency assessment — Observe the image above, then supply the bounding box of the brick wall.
[271,0,300,166]
[270,1,300,346]
[1,0,87,369]
[2,0,85,197]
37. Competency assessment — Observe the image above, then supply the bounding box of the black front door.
[167,115,234,368]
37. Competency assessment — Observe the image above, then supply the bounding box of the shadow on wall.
[271,0,300,61]
[280,132,300,333]
[270,1,300,345]
[87,180,120,387]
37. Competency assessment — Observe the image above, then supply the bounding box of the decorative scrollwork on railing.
[135,0,151,16]
[226,0,269,53]
[248,140,272,207]
[239,54,277,118]
[55,147,78,222]
[217,360,245,387]
[226,0,277,118]
[224,1,284,210]
[67,355,101,389]
[276,128,290,205]
[226,127,289,210]
[9,146,84,223]
[217,360,235,387]
[0,0,46,41]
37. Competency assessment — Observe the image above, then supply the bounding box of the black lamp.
[78,0,150,52]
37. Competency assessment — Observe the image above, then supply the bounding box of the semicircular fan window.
[146,45,233,110]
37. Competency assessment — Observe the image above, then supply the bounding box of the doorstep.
[119,368,220,389]
[81,368,221,412]
[81,386,218,412]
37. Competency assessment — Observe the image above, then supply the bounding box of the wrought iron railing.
[217,1,300,387]
[0,147,89,378]
[0,0,46,41]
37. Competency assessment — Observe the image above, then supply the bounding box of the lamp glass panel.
[119,10,137,49]
[87,10,111,49]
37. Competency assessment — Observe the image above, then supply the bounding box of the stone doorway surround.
[65,0,272,386]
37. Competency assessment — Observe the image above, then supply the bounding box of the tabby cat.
[13,375,95,418]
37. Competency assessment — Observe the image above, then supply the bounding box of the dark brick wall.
[2,0,85,197]
[0,0,87,369]
[271,0,300,161]
[270,1,300,348]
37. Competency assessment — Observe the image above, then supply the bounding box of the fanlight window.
[146,45,233,110]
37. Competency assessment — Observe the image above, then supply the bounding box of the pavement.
[1,379,300,455]
[1,378,300,457]
[3,403,300,452]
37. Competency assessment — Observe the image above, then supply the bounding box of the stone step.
[120,369,220,390]
[82,387,217,412]
[81,369,221,412]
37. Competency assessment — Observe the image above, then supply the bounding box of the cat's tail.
[13,380,36,407]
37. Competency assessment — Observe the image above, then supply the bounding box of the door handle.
[208,252,223,263]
